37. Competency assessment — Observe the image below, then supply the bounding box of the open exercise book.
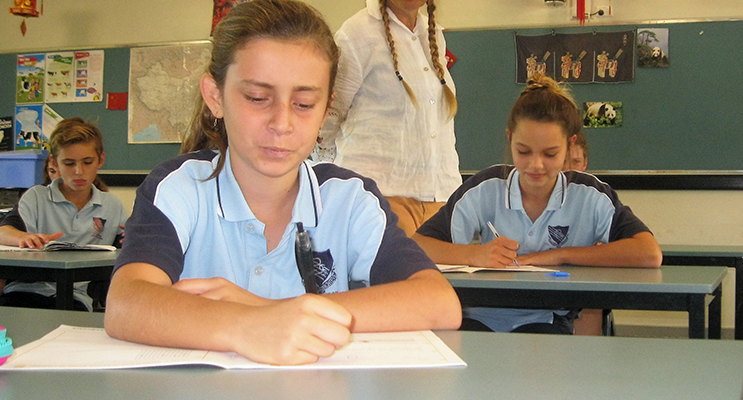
[0,325,466,370]
[0,241,115,252]
[437,264,557,273]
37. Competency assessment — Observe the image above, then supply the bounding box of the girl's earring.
[213,118,220,129]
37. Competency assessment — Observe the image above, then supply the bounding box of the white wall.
[615,190,743,331]
[4,0,742,333]
[2,0,742,53]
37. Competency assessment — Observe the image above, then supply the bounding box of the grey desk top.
[661,244,743,257]
[445,265,727,294]
[0,249,119,269]
[1,307,743,400]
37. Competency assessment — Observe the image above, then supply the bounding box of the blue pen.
[486,221,520,267]
[545,271,570,277]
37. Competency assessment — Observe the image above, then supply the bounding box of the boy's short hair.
[49,117,104,160]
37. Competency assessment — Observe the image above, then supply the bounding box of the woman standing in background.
[314,0,460,237]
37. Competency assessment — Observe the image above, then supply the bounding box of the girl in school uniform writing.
[313,0,461,237]
[413,74,661,334]
[105,0,461,365]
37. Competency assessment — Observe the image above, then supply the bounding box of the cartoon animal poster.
[16,54,45,104]
[637,28,669,68]
[583,102,623,128]
[14,105,45,149]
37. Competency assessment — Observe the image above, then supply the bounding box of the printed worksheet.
[1,325,466,370]
[437,264,557,273]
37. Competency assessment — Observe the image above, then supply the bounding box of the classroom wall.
[3,0,742,333]
[2,0,743,53]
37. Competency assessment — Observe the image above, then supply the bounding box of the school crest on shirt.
[91,217,106,240]
[312,249,336,294]
[548,225,569,248]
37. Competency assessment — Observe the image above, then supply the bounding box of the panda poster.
[583,102,622,128]
[637,28,669,68]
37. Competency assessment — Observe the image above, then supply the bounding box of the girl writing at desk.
[413,74,661,334]
[105,0,461,365]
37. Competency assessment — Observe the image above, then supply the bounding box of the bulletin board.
[445,20,743,172]
[0,20,742,177]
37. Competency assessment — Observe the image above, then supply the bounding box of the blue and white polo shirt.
[1,179,127,310]
[114,149,436,298]
[418,165,651,332]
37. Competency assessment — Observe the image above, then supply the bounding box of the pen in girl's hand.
[486,221,520,267]
[295,222,317,294]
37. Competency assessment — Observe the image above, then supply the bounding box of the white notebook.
[437,264,557,273]
[0,241,115,252]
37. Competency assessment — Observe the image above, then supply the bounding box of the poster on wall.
[553,33,593,83]
[593,31,634,83]
[212,0,250,34]
[0,117,13,152]
[42,104,64,138]
[515,30,635,84]
[13,104,63,150]
[16,54,45,104]
[14,104,45,149]
[45,52,75,103]
[73,50,104,102]
[637,28,669,68]
[515,34,555,82]
[582,102,623,128]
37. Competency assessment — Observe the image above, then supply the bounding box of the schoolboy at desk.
[0,117,127,310]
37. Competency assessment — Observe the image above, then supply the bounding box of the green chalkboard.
[1,20,742,172]
[445,20,743,171]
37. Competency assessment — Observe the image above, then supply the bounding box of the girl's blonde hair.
[181,0,339,179]
[507,73,582,141]
[379,0,457,121]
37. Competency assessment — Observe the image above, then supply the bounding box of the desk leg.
[709,287,722,340]
[688,294,706,339]
[55,271,75,310]
[736,261,743,340]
